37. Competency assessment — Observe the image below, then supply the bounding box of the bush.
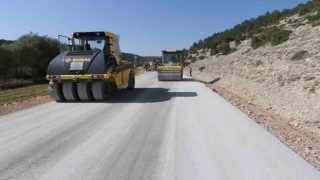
[298,6,310,15]
[307,12,320,23]
[268,27,292,46]
[191,57,197,63]
[235,39,241,46]
[199,66,205,71]
[251,36,265,49]
[199,55,205,60]
[291,50,308,61]
[251,26,292,49]
[210,48,217,56]
[255,60,263,66]
[217,43,231,55]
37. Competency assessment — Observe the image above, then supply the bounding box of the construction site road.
[0,72,319,180]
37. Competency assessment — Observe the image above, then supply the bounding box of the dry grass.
[0,84,48,106]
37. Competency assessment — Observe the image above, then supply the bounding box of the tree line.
[189,0,320,54]
[0,33,59,84]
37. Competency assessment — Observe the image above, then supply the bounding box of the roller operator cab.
[157,50,184,81]
[46,31,135,102]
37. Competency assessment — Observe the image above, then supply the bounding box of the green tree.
[0,32,59,84]
[0,46,14,82]
[17,33,59,83]
[251,36,265,49]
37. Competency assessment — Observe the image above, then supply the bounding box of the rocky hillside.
[186,13,320,168]
[188,14,320,124]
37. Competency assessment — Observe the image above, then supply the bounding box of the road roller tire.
[48,81,65,102]
[77,82,94,101]
[127,73,135,90]
[92,80,111,101]
[63,82,80,101]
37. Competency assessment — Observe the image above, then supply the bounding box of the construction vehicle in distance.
[157,50,184,81]
[46,31,135,102]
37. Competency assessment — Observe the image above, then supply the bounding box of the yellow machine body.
[157,50,184,81]
[46,31,135,102]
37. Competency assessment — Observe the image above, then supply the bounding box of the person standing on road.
[189,66,192,77]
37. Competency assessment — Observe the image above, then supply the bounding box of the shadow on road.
[181,78,196,82]
[61,88,198,104]
[158,78,196,82]
[107,88,198,103]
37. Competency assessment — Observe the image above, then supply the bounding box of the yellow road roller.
[46,31,135,102]
[157,50,184,81]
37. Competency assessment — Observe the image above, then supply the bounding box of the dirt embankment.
[0,96,51,116]
[186,23,320,169]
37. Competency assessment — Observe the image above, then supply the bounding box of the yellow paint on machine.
[122,69,130,84]
[112,68,131,86]
[157,66,182,71]
[46,69,114,81]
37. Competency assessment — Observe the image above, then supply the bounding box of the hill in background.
[122,52,160,64]
[188,0,320,56]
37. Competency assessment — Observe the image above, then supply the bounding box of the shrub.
[287,75,301,84]
[303,76,315,81]
[199,66,205,71]
[217,43,231,55]
[306,11,320,23]
[251,26,292,49]
[298,7,310,15]
[235,39,241,46]
[210,48,217,56]
[291,50,308,61]
[251,36,265,49]
[191,57,197,63]
[228,48,237,54]
[199,55,205,60]
[270,30,292,46]
[255,60,263,66]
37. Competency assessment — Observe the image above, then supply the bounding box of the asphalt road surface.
[0,72,319,180]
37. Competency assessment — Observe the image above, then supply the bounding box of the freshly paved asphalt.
[0,72,319,179]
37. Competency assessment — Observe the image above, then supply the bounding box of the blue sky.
[0,0,308,56]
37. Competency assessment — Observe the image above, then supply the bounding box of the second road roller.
[157,50,184,81]
[46,31,135,102]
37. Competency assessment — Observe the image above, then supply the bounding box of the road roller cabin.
[46,31,135,102]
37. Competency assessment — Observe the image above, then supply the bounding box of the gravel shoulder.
[0,95,51,116]
[199,79,320,170]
